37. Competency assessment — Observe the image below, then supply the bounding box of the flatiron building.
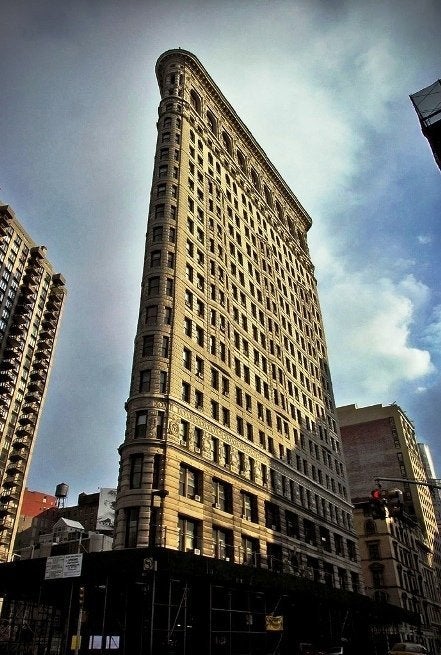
[114,49,361,592]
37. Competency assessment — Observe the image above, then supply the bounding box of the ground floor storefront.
[0,547,419,654]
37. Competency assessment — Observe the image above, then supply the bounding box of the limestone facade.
[114,49,361,592]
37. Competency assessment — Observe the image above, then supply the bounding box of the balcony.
[2,348,21,362]
[42,315,57,328]
[15,301,32,314]
[21,277,39,292]
[52,272,66,287]
[0,396,10,409]
[39,329,54,341]
[32,361,48,374]
[21,403,39,416]
[15,424,33,439]
[28,380,44,393]
[24,390,41,403]
[0,370,15,384]
[22,270,40,284]
[18,413,36,426]
[9,450,27,463]
[29,370,44,382]
[0,207,13,236]
[30,246,47,261]
[0,517,14,532]
[6,460,25,476]
[6,334,24,348]
[46,294,63,310]
[0,490,20,504]
[13,312,31,325]
[1,360,17,371]
[8,323,26,336]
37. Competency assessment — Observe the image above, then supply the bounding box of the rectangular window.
[195,356,204,378]
[156,411,165,439]
[212,478,232,512]
[150,250,161,267]
[194,427,203,450]
[152,226,163,242]
[148,277,160,296]
[180,420,189,444]
[179,464,200,499]
[241,535,259,566]
[142,335,154,356]
[178,516,199,552]
[159,371,167,393]
[183,348,191,370]
[139,369,151,393]
[184,317,192,337]
[134,411,148,439]
[195,325,204,346]
[182,381,191,402]
[195,390,204,409]
[146,305,158,325]
[211,400,219,420]
[161,336,169,358]
[211,437,219,462]
[129,455,143,489]
[124,507,139,548]
[211,368,219,390]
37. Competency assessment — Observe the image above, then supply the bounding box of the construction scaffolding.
[0,547,419,655]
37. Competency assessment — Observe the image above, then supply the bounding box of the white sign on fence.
[45,554,83,580]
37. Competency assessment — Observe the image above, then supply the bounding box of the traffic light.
[79,585,85,607]
[385,488,403,518]
[370,488,386,519]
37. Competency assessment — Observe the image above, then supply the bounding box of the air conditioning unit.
[271,525,277,531]
[193,548,201,555]
[180,439,187,446]
[213,502,220,509]
[194,494,201,502]
[194,447,201,453]
[225,557,230,562]
[242,514,250,520]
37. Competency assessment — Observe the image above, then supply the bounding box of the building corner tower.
[114,49,361,592]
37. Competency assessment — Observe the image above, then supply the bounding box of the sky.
[1,0,441,504]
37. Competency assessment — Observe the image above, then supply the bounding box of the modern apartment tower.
[410,79,441,171]
[114,50,361,592]
[0,205,66,562]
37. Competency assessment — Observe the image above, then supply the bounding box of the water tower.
[55,483,69,508]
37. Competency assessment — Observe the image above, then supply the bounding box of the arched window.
[206,109,218,136]
[190,89,202,115]
[250,167,260,191]
[222,130,233,155]
[237,149,247,174]
[275,200,283,220]
[263,185,273,208]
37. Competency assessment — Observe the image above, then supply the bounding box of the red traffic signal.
[370,488,386,519]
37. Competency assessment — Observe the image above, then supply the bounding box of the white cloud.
[417,234,432,244]
[317,254,434,404]
[423,305,441,353]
